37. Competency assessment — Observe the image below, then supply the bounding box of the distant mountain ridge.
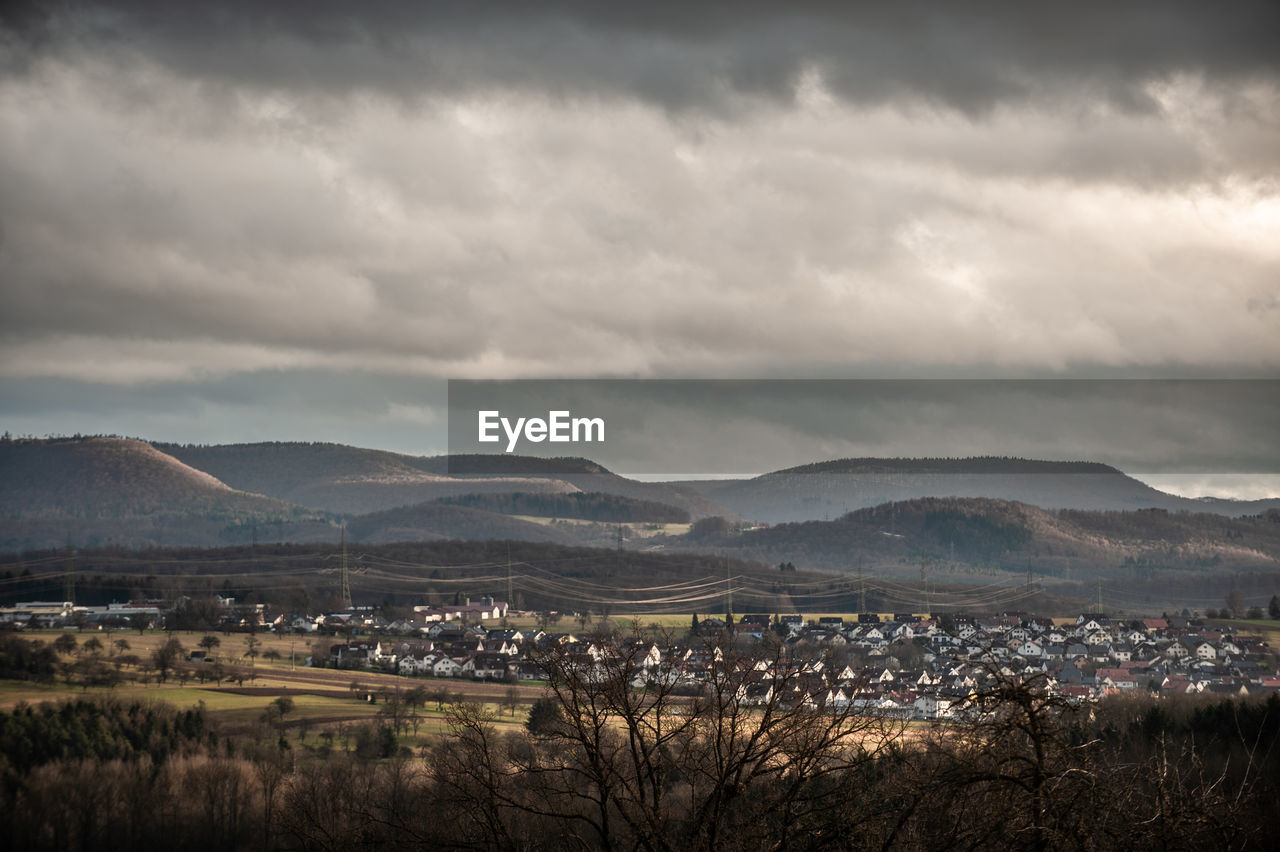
[682,457,1280,523]
[5,438,1278,556]
[770,457,1121,476]
[157,441,727,519]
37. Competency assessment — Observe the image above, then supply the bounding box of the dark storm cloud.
[5,1,1279,114]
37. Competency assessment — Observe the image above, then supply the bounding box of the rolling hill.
[7,439,1278,578]
[682,457,1280,524]
[0,438,704,553]
[157,442,730,520]
[0,437,334,551]
[663,495,1280,579]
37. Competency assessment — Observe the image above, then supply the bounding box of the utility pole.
[616,525,623,578]
[921,557,930,615]
[63,536,75,605]
[340,523,351,609]
[1096,579,1103,615]
[725,558,733,621]
[507,543,514,610]
[858,558,866,615]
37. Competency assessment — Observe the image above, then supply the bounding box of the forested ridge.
[676,497,1280,577]
[435,490,690,523]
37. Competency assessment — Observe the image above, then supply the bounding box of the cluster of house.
[318,610,1278,720]
[0,596,267,630]
[0,600,164,628]
[765,612,1279,716]
[0,595,503,635]
[275,597,508,636]
[5,591,1272,719]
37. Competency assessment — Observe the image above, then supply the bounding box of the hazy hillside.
[422,454,730,520]
[3,437,237,516]
[683,457,1280,523]
[157,442,580,513]
[436,491,690,524]
[343,502,576,545]
[666,495,1280,579]
[159,442,733,519]
[0,539,816,616]
[0,438,707,552]
[0,437,333,551]
[10,440,1277,570]
[417,454,610,475]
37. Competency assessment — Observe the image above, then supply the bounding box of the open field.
[2,629,545,741]
[1204,618,1280,646]
[512,514,692,538]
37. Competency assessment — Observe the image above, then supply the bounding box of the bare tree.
[244,635,261,667]
[500,686,521,718]
[432,628,898,850]
[151,636,185,683]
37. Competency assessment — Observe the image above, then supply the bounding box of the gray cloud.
[5,2,1280,116]
[0,2,1277,486]
[2,65,1276,378]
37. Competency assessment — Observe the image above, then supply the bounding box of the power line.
[340,523,351,609]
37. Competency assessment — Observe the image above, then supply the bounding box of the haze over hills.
[5,437,1279,571]
[682,457,1280,524]
[662,495,1280,579]
[435,491,690,524]
[157,442,729,520]
[0,438,716,552]
[155,442,580,514]
[342,502,577,546]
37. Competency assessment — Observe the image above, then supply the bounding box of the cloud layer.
[1,3,1277,468]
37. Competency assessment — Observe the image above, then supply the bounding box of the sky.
[1,2,1278,495]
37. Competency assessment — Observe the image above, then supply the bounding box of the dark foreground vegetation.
[2,633,1279,851]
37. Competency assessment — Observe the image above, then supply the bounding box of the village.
[310,599,1279,720]
[5,591,1277,721]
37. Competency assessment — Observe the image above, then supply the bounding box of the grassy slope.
[0,438,333,551]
